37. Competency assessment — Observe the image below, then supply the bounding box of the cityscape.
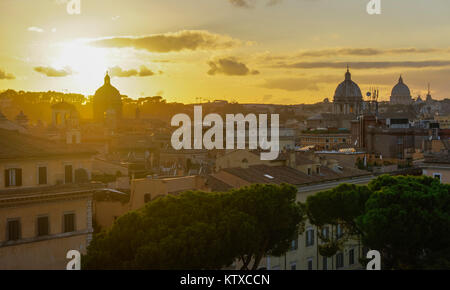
[0,0,449,275]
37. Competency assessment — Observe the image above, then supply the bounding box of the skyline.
[1,0,450,104]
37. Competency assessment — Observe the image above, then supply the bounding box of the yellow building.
[0,128,121,269]
[0,186,95,270]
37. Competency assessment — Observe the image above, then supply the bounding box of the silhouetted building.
[93,72,123,122]
[390,76,412,105]
[332,68,363,115]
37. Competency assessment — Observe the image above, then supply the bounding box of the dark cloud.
[138,66,155,77]
[273,60,450,70]
[229,0,251,8]
[108,66,138,77]
[34,66,72,77]
[108,65,158,77]
[208,58,259,76]
[91,30,240,53]
[0,69,15,80]
[297,48,443,58]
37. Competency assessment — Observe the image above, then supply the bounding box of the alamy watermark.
[66,250,81,270]
[367,0,381,15]
[56,0,81,15]
[170,106,280,161]
[61,0,380,15]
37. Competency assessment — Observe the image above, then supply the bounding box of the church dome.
[95,73,120,97]
[390,76,412,105]
[391,76,411,98]
[333,69,362,101]
[93,72,123,122]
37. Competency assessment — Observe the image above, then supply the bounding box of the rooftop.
[0,128,97,160]
[212,164,370,189]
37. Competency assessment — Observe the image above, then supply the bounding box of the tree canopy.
[306,175,450,269]
[83,183,305,270]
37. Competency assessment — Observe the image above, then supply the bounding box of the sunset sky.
[1,0,450,104]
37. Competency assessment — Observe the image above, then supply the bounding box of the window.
[65,165,73,184]
[4,168,22,187]
[306,228,315,247]
[307,259,313,270]
[336,252,344,268]
[7,219,21,241]
[336,224,343,240]
[37,216,49,236]
[322,256,328,270]
[433,173,441,182]
[38,166,47,185]
[307,168,312,175]
[144,194,151,203]
[322,227,329,241]
[291,238,298,251]
[316,167,320,174]
[63,213,75,233]
[349,249,355,265]
[290,263,297,270]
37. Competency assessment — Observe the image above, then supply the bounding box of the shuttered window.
[8,219,21,241]
[65,165,73,184]
[37,216,49,236]
[4,169,22,187]
[63,213,75,233]
[38,167,47,185]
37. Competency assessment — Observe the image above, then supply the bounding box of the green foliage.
[305,175,450,269]
[83,183,305,270]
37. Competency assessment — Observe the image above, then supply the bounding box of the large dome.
[95,73,120,97]
[391,76,411,97]
[93,72,123,121]
[333,69,362,101]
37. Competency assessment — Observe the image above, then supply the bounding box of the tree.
[229,184,305,269]
[83,184,305,270]
[305,175,450,269]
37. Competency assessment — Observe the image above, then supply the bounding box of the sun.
[49,40,112,94]
[52,41,109,76]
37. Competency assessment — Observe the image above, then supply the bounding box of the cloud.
[297,47,444,58]
[138,66,156,77]
[262,77,320,91]
[34,66,72,77]
[28,26,44,33]
[208,57,259,76]
[108,65,158,77]
[90,30,241,53]
[229,0,252,8]
[273,60,450,70]
[0,69,15,80]
[108,66,138,77]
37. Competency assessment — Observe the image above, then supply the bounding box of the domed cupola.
[390,75,412,105]
[332,67,363,115]
[93,71,123,122]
